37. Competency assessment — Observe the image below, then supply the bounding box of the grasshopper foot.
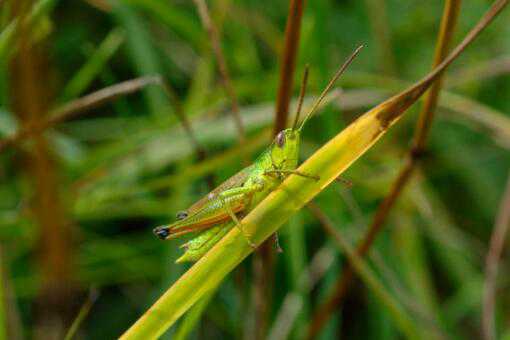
[244,236,257,249]
[273,233,284,253]
[335,176,353,188]
[236,223,256,248]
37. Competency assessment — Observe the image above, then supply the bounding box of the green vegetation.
[0,0,509,339]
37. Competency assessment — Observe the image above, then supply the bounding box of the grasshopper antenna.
[298,45,364,131]
[292,64,310,131]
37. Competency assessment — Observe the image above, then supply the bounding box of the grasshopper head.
[270,128,301,169]
[267,47,364,171]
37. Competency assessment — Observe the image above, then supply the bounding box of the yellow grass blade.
[120,1,508,338]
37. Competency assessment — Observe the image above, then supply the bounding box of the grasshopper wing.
[186,164,254,215]
[154,165,254,239]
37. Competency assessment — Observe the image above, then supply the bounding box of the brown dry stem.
[306,0,466,337]
[192,0,245,143]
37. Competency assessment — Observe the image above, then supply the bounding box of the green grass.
[1,0,510,339]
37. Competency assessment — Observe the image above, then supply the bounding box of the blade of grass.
[446,54,510,88]
[281,213,308,337]
[0,248,6,340]
[0,0,57,60]
[173,290,215,340]
[110,0,168,118]
[228,4,282,56]
[119,4,508,333]
[268,245,336,340]
[368,245,446,337]
[60,28,125,101]
[306,0,463,335]
[88,0,205,51]
[307,203,420,339]
[412,176,482,284]
[123,0,206,49]
[363,0,396,75]
[439,93,510,149]
[393,213,446,338]
[482,172,510,340]
[63,289,99,340]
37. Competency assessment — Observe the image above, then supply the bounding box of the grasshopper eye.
[275,131,285,147]
[176,211,188,220]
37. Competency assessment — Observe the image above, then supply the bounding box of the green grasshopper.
[154,46,362,263]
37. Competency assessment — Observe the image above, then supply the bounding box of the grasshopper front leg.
[264,169,320,181]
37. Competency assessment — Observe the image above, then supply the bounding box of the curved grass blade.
[173,290,215,340]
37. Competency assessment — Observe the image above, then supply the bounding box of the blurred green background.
[1,0,510,339]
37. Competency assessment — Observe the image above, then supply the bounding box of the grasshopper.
[154,46,363,263]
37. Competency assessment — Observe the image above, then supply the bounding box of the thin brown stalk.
[413,0,462,149]
[256,0,306,337]
[192,0,245,143]
[158,79,212,187]
[273,0,305,134]
[306,0,464,337]
[50,76,162,124]
[0,76,161,152]
[0,76,209,174]
[9,0,75,337]
[482,172,510,340]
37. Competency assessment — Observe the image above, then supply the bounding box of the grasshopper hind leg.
[176,224,233,263]
[219,195,257,249]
